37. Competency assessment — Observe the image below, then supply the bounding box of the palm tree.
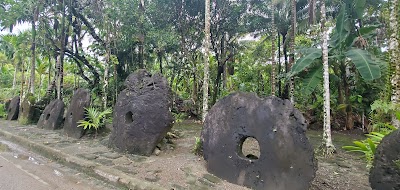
[28,4,39,94]
[289,0,296,103]
[203,0,211,122]
[390,0,399,128]
[320,0,335,155]
[271,2,277,96]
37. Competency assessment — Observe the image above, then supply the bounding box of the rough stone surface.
[4,99,11,111]
[201,92,316,190]
[370,129,400,190]
[109,69,173,156]
[6,96,20,120]
[63,88,91,138]
[19,93,38,124]
[37,99,65,130]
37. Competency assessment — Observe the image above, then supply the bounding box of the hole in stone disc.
[240,137,260,160]
[125,111,133,124]
[45,114,50,120]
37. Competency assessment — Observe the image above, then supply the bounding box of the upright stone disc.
[109,69,173,156]
[63,88,90,138]
[201,92,316,190]
[37,99,65,130]
[7,96,20,120]
[370,129,400,190]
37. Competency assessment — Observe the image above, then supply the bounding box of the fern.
[77,107,112,136]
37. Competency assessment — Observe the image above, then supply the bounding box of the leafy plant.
[192,137,202,155]
[342,125,395,168]
[77,107,112,137]
[0,104,6,118]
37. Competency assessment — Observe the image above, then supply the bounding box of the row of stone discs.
[36,89,89,137]
[109,69,174,156]
[201,92,317,190]
[6,94,44,123]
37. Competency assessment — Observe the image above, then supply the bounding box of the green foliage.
[370,100,400,132]
[173,112,187,124]
[289,48,322,77]
[77,107,112,133]
[343,100,398,168]
[0,104,6,118]
[192,136,202,155]
[342,126,394,168]
[394,160,400,170]
[345,49,381,81]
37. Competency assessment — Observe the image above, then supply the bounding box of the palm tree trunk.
[12,62,17,89]
[289,0,296,103]
[57,0,66,100]
[103,23,110,109]
[321,0,335,155]
[271,4,276,96]
[278,32,282,97]
[390,0,400,128]
[29,6,38,94]
[202,0,211,122]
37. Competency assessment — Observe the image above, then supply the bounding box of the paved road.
[0,138,117,190]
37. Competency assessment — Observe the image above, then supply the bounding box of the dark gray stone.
[370,129,400,190]
[4,99,11,111]
[37,99,65,130]
[63,88,90,138]
[19,93,38,124]
[201,92,316,190]
[7,96,20,120]
[109,69,173,156]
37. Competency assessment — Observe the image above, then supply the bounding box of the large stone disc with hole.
[201,92,316,190]
[63,88,90,138]
[7,96,20,120]
[37,99,65,130]
[109,69,173,156]
[369,129,400,190]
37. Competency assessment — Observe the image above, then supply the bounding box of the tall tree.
[390,0,400,127]
[203,0,211,122]
[289,0,296,102]
[320,0,335,155]
[28,4,39,94]
[271,2,277,96]
[57,0,66,100]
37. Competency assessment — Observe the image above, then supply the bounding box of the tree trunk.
[29,6,39,94]
[103,25,110,109]
[202,0,211,122]
[12,62,17,89]
[21,60,25,99]
[321,0,335,155]
[57,0,66,100]
[308,0,316,25]
[271,4,276,96]
[390,0,400,128]
[158,52,163,74]
[278,32,282,97]
[48,56,51,88]
[289,0,296,103]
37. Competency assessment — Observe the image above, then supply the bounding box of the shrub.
[342,124,396,168]
[77,107,112,137]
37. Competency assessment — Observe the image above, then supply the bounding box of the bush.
[77,107,112,137]
[0,104,6,118]
[342,123,396,168]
